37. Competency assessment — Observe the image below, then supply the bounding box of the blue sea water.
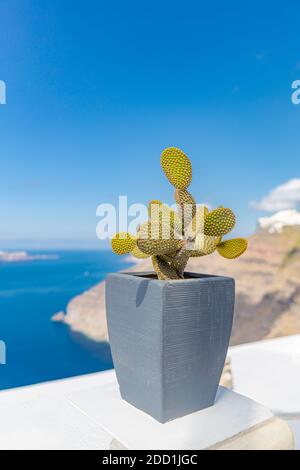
[0,250,133,390]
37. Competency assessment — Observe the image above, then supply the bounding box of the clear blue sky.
[1,0,299,248]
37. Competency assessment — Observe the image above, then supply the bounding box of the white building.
[258,209,300,233]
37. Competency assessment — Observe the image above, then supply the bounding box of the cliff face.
[63,227,300,346]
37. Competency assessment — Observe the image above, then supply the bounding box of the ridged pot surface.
[105,272,235,423]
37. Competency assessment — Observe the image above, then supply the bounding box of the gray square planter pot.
[105,272,235,423]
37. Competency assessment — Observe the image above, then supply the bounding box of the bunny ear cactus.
[111,147,248,279]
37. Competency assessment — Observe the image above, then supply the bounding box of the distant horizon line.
[0,243,111,251]
[0,246,111,251]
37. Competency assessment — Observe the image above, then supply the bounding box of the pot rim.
[108,271,234,283]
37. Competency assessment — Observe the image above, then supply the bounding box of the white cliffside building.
[258,209,300,233]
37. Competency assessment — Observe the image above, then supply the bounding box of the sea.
[0,250,133,390]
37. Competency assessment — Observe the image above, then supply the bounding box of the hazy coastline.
[0,250,59,263]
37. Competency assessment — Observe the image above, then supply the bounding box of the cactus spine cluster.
[111,147,248,279]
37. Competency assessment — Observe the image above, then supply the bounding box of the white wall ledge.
[0,370,294,450]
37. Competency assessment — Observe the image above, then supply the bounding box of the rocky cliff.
[61,227,300,346]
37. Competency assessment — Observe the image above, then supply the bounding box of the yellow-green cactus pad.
[130,245,151,259]
[137,221,182,255]
[171,250,190,275]
[204,207,236,237]
[161,204,182,236]
[189,234,218,256]
[152,256,180,280]
[161,147,192,190]
[159,254,175,263]
[188,249,206,257]
[149,204,182,238]
[217,238,248,259]
[174,189,196,210]
[137,236,182,256]
[111,232,136,255]
[174,189,196,229]
[148,200,162,217]
[185,205,208,239]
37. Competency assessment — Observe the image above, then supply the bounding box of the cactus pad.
[148,200,162,217]
[185,205,208,240]
[191,234,218,256]
[204,207,235,237]
[175,189,196,231]
[111,232,136,255]
[130,246,151,259]
[174,189,196,210]
[161,147,192,190]
[171,250,190,276]
[148,203,182,238]
[152,256,180,280]
[137,238,181,255]
[217,238,248,259]
[137,221,182,255]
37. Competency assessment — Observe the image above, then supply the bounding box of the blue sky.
[0,0,300,248]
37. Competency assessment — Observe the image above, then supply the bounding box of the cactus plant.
[111,147,248,279]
